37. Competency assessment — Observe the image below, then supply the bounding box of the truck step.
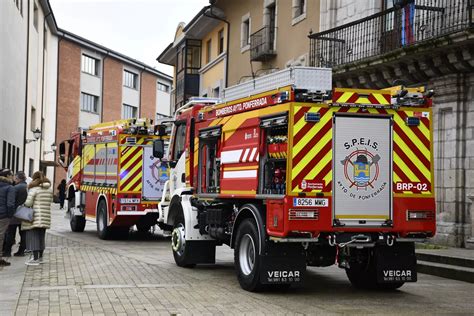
[417,260,474,283]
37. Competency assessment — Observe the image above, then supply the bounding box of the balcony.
[250,26,277,62]
[309,0,474,88]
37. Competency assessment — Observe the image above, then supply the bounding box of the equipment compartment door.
[333,114,392,226]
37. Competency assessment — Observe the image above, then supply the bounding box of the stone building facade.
[311,0,474,247]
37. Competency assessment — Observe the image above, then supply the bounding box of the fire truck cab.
[156,67,436,292]
[58,118,170,239]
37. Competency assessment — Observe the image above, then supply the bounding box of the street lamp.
[25,128,42,143]
[43,142,57,155]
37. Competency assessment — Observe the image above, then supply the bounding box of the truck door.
[333,114,392,226]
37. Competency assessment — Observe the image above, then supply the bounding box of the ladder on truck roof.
[222,66,332,103]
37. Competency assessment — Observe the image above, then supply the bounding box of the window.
[383,0,395,31]
[80,92,99,113]
[213,86,220,98]
[29,159,34,177]
[30,107,36,131]
[1,141,5,169]
[123,70,138,89]
[157,82,170,93]
[186,44,201,73]
[81,54,99,76]
[43,27,47,51]
[0,141,18,171]
[122,104,137,119]
[206,39,212,63]
[292,0,307,25]
[294,0,305,18]
[172,123,187,160]
[218,29,225,55]
[14,0,23,15]
[241,14,251,49]
[33,2,38,30]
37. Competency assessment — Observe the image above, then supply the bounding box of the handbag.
[14,205,34,222]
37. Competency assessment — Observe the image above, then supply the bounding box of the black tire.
[234,218,264,292]
[96,200,112,240]
[345,255,405,290]
[69,196,86,232]
[171,213,196,268]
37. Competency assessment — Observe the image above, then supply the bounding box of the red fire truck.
[153,67,436,291]
[58,118,169,239]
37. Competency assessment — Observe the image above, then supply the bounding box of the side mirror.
[153,139,165,159]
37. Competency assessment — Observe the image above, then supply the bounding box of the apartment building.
[158,6,228,111]
[158,0,319,110]
[55,30,172,186]
[0,0,59,179]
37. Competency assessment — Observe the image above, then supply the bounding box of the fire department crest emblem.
[340,149,380,190]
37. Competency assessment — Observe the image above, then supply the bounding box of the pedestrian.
[22,171,53,266]
[2,171,28,257]
[57,179,66,210]
[0,169,16,267]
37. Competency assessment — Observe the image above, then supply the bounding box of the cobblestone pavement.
[3,206,473,315]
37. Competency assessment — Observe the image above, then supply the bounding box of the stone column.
[431,73,473,247]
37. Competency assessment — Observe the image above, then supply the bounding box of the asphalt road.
[9,206,474,315]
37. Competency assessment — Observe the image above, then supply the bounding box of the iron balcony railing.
[309,0,473,68]
[250,26,277,61]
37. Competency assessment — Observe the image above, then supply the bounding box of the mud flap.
[375,242,417,283]
[186,241,216,264]
[259,242,306,285]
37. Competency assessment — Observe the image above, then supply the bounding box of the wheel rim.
[171,224,186,256]
[239,234,256,276]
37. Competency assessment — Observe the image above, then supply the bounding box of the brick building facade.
[55,30,172,187]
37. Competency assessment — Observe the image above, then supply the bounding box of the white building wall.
[319,0,382,31]
[79,49,102,128]
[156,77,172,118]
[24,0,45,177]
[41,30,58,180]
[0,0,27,172]
[122,65,140,117]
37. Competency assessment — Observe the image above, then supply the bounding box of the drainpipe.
[54,35,62,186]
[22,0,31,171]
[39,11,53,170]
[204,5,230,88]
[100,51,109,122]
[139,67,145,118]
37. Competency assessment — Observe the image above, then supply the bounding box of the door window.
[172,123,187,160]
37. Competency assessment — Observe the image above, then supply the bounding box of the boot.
[0,259,11,266]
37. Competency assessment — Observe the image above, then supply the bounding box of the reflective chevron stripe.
[80,185,117,195]
[290,105,433,196]
[119,137,146,193]
[332,88,391,105]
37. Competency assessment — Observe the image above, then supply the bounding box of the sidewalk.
[0,249,28,315]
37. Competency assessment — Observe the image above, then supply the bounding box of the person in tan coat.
[22,171,53,266]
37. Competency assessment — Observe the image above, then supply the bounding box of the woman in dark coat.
[57,179,66,209]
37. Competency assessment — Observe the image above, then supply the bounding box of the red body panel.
[266,196,436,237]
